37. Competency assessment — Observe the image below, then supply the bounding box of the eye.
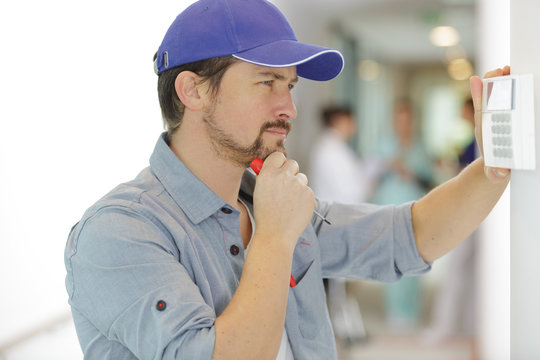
[261,80,273,86]
[288,83,295,90]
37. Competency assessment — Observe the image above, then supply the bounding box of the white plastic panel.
[482,74,536,169]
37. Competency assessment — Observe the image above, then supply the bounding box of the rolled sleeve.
[315,200,431,282]
[392,201,432,276]
[65,207,216,359]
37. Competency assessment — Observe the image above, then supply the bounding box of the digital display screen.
[486,78,514,111]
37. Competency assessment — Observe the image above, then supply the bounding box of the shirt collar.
[149,133,256,224]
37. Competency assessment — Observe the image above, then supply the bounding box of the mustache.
[260,119,292,134]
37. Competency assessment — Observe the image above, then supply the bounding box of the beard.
[202,104,292,168]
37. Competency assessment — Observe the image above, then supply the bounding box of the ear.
[174,71,204,111]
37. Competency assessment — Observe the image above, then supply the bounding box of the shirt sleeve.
[313,200,431,282]
[65,206,216,359]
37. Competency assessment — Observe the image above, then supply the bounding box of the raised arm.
[411,66,511,262]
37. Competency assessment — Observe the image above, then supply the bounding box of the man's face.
[201,61,298,167]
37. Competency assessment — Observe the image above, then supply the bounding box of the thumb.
[469,75,483,113]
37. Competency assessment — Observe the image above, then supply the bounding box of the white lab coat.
[309,129,373,204]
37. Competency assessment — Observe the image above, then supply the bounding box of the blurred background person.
[370,99,435,331]
[310,105,377,205]
[458,98,477,168]
[309,105,378,344]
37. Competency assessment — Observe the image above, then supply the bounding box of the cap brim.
[233,40,344,81]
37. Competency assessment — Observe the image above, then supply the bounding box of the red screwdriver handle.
[250,158,264,175]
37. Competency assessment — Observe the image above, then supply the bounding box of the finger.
[282,159,299,175]
[470,75,483,113]
[470,75,484,157]
[484,166,511,183]
[296,172,308,186]
[503,65,511,75]
[262,152,286,171]
[484,68,504,79]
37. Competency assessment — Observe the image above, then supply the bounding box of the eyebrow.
[257,71,299,84]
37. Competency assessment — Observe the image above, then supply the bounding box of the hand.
[469,66,512,183]
[252,152,316,248]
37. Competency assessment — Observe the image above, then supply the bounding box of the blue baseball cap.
[154,0,344,81]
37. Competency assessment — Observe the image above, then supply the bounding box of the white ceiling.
[279,0,476,64]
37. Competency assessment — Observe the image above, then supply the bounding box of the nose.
[274,88,297,121]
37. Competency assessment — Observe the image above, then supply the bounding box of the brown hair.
[321,105,353,128]
[155,55,239,141]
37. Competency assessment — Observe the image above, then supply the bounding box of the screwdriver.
[250,158,332,225]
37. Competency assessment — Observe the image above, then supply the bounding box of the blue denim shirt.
[65,133,430,359]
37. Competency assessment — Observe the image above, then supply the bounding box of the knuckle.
[266,152,285,164]
[286,159,299,173]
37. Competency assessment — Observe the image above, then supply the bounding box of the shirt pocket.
[291,260,326,339]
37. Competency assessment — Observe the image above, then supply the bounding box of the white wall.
[476,0,540,357]
[0,0,193,346]
[510,0,540,357]
[474,0,511,359]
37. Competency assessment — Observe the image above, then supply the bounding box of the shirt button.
[230,245,240,256]
[221,207,233,214]
[156,300,167,311]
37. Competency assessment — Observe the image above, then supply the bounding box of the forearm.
[412,157,509,262]
[212,234,294,360]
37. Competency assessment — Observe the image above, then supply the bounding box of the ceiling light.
[430,26,460,47]
[447,58,473,80]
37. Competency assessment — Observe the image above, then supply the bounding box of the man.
[64,0,510,359]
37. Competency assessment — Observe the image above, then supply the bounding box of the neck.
[328,127,348,142]
[328,121,353,142]
[169,119,246,208]
[399,134,413,148]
